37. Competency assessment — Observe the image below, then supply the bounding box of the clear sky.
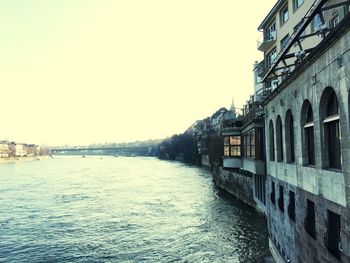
[0,0,275,146]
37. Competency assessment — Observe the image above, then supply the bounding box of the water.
[0,156,268,262]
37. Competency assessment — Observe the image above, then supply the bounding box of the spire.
[230,97,236,118]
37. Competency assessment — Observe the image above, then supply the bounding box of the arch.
[320,87,341,169]
[269,120,275,161]
[285,110,295,163]
[276,115,283,162]
[301,100,315,165]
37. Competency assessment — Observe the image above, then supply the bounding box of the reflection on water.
[0,156,268,262]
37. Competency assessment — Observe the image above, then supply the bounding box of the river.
[0,156,268,262]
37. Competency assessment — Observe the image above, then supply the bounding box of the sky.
[0,0,275,146]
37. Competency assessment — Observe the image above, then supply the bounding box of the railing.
[254,85,273,103]
[262,0,328,82]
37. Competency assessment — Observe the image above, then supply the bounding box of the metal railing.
[262,0,328,82]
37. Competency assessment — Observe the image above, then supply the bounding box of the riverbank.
[0,155,52,164]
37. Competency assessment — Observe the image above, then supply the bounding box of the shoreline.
[0,155,52,164]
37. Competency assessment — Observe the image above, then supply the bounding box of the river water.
[0,156,268,262]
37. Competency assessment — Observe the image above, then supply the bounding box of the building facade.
[0,140,10,158]
[256,0,350,262]
[220,97,267,212]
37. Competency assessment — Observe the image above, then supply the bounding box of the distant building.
[220,88,266,213]
[0,140,10,158]
[15,143,28,157]
[26,144,39,157]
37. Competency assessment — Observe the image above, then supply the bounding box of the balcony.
[257,31,276,52]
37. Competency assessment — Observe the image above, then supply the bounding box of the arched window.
[301,100,315,165]
[285,110,295,163]
[276,116,283,162]
[321,88,341,169]
[269,120,275,161]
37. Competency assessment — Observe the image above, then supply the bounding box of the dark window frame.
[270,181,276,205]
[302,101,315,166]
[324,210,342,259]
[288,190,295,221]
[276,116,284,162]
[293,0,304,12]
[269,120,275,161]
[280,34,289,49]
[278,185,284,212]
[305,199,316,239]
[280,4,289,25]
[323,91,341,170]
[285,110,295,163]
[224,136,241,157]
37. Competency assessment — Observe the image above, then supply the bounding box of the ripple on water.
[0,156,268,262]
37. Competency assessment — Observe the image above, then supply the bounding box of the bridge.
[50,146,155,157]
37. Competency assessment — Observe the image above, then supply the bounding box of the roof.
[258,0,286,30]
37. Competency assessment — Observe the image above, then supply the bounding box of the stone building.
[256,0,350,262]
[218,96,267,212]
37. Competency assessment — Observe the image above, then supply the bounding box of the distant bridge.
[51,146,154,156]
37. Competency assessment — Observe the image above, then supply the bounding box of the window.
[244,134,250,157]
[269,120,275,161]
[280,5,289,25]
[276,116,283,162]
[270,182,276,205]
[255,128,264,160]
[325,210,342,259]
[224,136,241,157]
[265,22,276,41]
[301,100,315,165]
[243,130,256,158]
[305,199,316,239]
[293,0,304,11]
[266,48,277,68]
[224,137,230,156]
[288,191,295,221]
[285,110,295,163]
[280,34,289,49]
[278,186,284,212]
[322,88,341,169]
[250,131,255,158]
[254,174,266,205]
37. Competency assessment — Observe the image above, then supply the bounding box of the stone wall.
[264,28,350,263]
[201,155,211,167]
[213,167,255,207]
